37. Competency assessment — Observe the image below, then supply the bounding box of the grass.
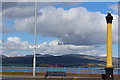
[1,77,32,79]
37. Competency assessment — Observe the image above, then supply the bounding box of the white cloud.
[1,37,31,56]
[2,51,26,57]
[3,37,31,50]
[36,40,105,56]
[14,6,118,45]
[83,50,105,56]
[7,37,21,42]
[2,37,105,57]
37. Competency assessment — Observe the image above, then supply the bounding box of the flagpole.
[33,0,37,77]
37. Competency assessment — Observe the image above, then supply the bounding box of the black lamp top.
[105,11,113,23]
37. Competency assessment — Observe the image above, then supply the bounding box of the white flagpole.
[33,0,37,77]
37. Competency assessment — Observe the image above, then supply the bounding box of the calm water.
[1,66,120,74]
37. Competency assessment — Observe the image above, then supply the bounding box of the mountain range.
[2,54,119,68]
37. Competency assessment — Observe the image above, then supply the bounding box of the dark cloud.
[2,2,34,10]
[60,33,106,45]
[2,2,82,19]
[2,2,18,10]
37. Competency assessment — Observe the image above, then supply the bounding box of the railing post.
[64,67,66,72]
[25,67,27,72]
[38,67,40,72]
[78,67,80,73]
[51,67,52,71]
[12,66,14,72]
[91,68,94,74]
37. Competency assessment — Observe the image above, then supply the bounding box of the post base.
[102,68,114,80]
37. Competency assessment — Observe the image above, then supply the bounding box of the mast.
[33,0,37,77]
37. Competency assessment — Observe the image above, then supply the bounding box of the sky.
[0,2,119,57]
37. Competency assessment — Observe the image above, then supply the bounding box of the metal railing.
[1,66,119,74]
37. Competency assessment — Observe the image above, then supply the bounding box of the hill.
[2,54,119,68]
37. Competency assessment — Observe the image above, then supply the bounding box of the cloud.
[2,2,82,19]
[2,37,31,50]
[2,3,118,45]
[1,37,105,57]
[3,6,35,19]
[37,40,105,56]
[2,2,82,33]
[1,37,31,57]
[7,37,21,42]
[0,2,2,33]
[2,50,26,57]
[1,2,118,57]
[14,6,118,45]
[2,2,18,10]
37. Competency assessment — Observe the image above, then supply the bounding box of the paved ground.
[2,75,101,78]
[1,78,120,80]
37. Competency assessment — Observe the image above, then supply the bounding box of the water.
[1,66,120,74]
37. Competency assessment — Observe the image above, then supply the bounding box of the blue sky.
[55,2,118,14]
[1,2,119,57]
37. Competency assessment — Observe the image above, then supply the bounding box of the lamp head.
[106,11,113,23]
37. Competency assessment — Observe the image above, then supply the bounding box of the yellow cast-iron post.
[102,11,114,80]
[106,22,112,68]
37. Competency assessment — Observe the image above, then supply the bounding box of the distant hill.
[2,54,119,67]
[25,54,53,57]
